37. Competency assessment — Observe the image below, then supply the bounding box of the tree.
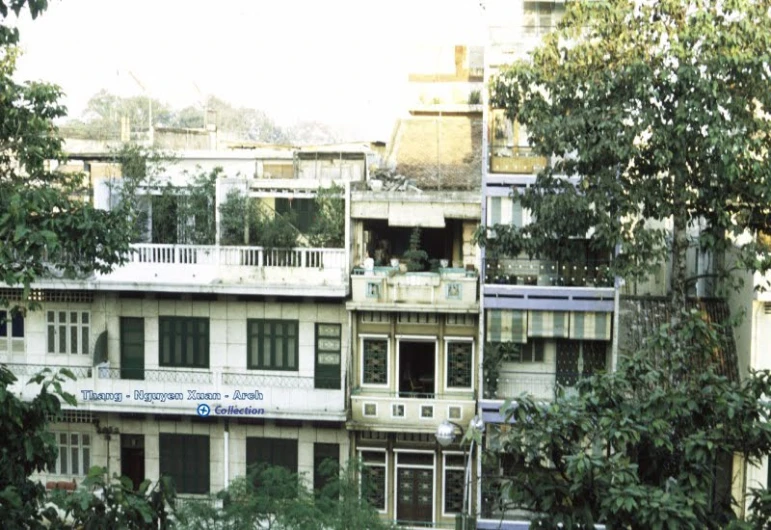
[485,0,771,310]
[175,461,393,530]
[0,365,76,529]
[490,310,771,529]
[0,2,138,313]
[308,183,345,248]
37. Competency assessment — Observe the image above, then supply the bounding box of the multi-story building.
[2,146,364,500]
[345,45,485,528]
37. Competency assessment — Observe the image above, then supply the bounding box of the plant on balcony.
[403,227,429,272]
[482,341,519,399]
[218,190,299,250]
[308,183,345,248]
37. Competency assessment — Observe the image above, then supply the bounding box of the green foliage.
[47,469,176,530]
[218,191,299,249]
[403,227,429,272]
[176,460,391,530]
[0,364,76,529]
[0,42,142,311]
[308,183,345,248]
[486,0,771,304]
[468,89,482,105]
[492,310,771,529]
[482,342,520,399]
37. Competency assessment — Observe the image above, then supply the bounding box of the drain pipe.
[224,421,229,488]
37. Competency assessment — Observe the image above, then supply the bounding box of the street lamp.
[435,416,485,530]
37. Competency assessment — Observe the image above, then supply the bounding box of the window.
[159,433,210,494]
[159,317,209,368]
[0,310,24,353]
[515,339,545,363]
[314,443,340,495]
[47,311,89,355]
[446,340,473,389]
[362,337,388,385]
[444,454,466,515]
[315,324,341,389]
[247,320,298,370]
[54,432,91,476]
[246,437,298,475]
[360,450,387,512]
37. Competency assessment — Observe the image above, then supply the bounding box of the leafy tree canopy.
[485,0,771,306]
[0,1,139,311]
[491,310,771,530]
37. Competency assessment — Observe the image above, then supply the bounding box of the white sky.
[11,0,487,140]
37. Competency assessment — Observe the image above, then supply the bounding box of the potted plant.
[403,227,429,272]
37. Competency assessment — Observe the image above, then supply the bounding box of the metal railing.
[128,244,345,269]
[221,371,316,389]
[4,363,93,380]
[94,366,341,390]
[97,367,213,384]
[486,259,613,288]
[351,388,475,400]
[495,370,605,400]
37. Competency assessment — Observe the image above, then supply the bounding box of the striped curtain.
[527,311,569,338]
[486,309,528,343]
[569,311,612,341]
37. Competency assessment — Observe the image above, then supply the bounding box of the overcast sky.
[11,0,487,140]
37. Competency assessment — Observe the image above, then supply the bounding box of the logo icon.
[196,403,211,417]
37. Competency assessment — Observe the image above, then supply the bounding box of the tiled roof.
[618,296,740,382]
[386,113,483,191]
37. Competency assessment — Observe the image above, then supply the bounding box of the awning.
[569,311,612,340]
[387,203,446,227]
[486,309,527,343]
[527,310,569,338]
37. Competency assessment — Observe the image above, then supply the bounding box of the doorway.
[120,434,145,491]
[396,452,434,525]
[398,340,436,398]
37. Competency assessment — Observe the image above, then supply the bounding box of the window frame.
[247,319,299,371]
[0,310,25,354]
[47,310,90,355]
[158,316,210,368]
[360,334,390,388]
[159,433,210,494]
[444,337,475,391]
[442,452,466,516]
[53,431,91,476]
[358,448,388,514]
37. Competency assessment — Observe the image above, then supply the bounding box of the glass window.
[53,431,91,476]
[446,341,473,388]
[362,338,388,385]
[158,317,209,368]
[247,320,299,371]
[46,310,89,355]
[159,433,210,494]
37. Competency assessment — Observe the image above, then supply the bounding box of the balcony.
[5,363,346,421]
[489,148,548,175]
[350,389,475,432]
[348,267,479,312]
[39,244,348,297]
[484,257,614,312]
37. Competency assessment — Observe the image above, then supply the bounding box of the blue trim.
[477,521,531,530]
[483,285,614,312]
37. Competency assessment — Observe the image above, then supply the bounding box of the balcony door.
[398,339,436,398]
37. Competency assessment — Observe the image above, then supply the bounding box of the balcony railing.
[5,363,345,419]
[4,363,93,380]
[489,147,548,175]
[495,370,601,401]
[350,267,479,307]
[351,389,476,428]
[486,258,613,288]
[129,244,345,269]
